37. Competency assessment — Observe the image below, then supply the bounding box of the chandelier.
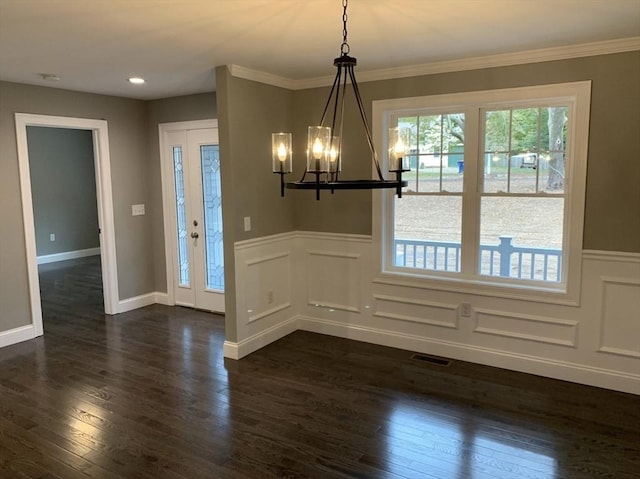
[272,0,410,200]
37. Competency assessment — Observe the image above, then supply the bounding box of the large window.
[373,82,591,300]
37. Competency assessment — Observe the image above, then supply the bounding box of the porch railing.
[394,235,562,282]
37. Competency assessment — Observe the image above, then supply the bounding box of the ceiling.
[1,0,639,100]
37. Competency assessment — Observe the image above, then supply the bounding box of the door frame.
[15,113,119,336]
[159,119,218,306]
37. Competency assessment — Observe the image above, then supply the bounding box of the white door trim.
[159,119,218,306]
[15,113,119,337]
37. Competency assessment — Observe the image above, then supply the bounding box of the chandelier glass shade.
[272,0,409,200]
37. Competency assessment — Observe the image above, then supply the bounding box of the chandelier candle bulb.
[277,144,287,162]
[388,127,410,172]
[328,136,341,173]
[306,126,331,173]
[272,132,292,197]
[272,133,292,173]
[312,139,323,159]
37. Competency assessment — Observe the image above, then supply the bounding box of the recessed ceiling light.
[128,77,145,84]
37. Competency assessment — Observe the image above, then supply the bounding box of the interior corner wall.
[146,92,218,293]
[0,81,154,334]
[215,66,296,342]
[27,126,99,257]
[291,51,640,254]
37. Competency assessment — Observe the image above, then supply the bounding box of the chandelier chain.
[340,0,350,55]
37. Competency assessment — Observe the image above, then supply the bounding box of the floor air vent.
[411,354,452,367]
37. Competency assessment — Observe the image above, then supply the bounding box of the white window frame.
[372,81,591,305]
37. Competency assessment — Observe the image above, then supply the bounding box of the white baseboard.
[112,291,170,314]
[298,316,640,395]
[0,324,39,348]
[154,292,171,306]
[223,317,299,360]
[37,247,100,265]
[117,292,158,313]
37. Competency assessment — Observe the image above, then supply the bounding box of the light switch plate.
[132,204,145,216]
[243,216,251,232]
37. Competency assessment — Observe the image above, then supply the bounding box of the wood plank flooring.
[1,256,638,478]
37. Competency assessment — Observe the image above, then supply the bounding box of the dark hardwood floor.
[1,256,638,478]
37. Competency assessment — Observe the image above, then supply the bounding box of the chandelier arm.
[327,64,342,182]
[329,64,342,137]
[335,64,349,183]
[298,71,335,183]
[327,65,343,182]
[347,66,384,180]
[320,67,342,125]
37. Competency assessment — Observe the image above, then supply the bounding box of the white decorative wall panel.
[232,233,296,356]
[306,250,361,313]
[244,252,292,323]
[598,277,640,358]
[228,234,639,393]
[474,309,578,346]
[373,294,458,329]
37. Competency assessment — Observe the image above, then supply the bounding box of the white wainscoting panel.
[373,294,458,329]
[581,251,640,383]
[245,251,292,323]
[474,309,578,347]
[231,233,296,357]
[306,250,361,313]
[598,276,640,358]
[223,234,639,393]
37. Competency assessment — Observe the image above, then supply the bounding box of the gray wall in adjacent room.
[27,126,99,257]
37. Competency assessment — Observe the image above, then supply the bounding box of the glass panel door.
[200,145,224,291]
[188,129,225,313]
[164,125,224,313]
[172,146,190,287]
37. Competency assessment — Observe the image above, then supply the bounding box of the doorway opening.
[15,114,119,339]
[27,126,104,327]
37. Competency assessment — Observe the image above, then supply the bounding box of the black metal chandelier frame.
[274,0,408,200]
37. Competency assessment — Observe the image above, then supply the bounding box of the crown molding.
[228,64,296,90]
[230,36,640,90]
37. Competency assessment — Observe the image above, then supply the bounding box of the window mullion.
[460,106,481,276]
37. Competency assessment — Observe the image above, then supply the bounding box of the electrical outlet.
[49,233,56,242]
[460,302,471,318]
[243,216,251,232]
[267,290,274,305]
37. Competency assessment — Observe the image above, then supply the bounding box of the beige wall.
[146,92,217,292]
[0,81,154,332]
[215,66,295,342]
[2,50,638,342]
[290,51,640,253]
